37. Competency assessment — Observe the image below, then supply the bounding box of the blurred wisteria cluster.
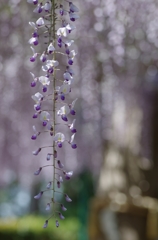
[1,0,158,218]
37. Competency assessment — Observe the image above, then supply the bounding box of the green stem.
[51,0,56,215]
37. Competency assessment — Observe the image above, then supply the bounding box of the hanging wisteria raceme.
[27,0,79,228]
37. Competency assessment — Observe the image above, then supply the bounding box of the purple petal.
[59,176,63,183]
[46,181,52,189]
[71,143,77,149]
[46,153,51,161]
[34,167,42,175]
[56,220,59,228]
[65,171,73,180]
[57,142,62,148]
[59,212,65,220]
[65,194,72,202]
[60,204,67,211]
[34,191,43,199]
[43,220,48,228]
[46,203,50,211]
[57,160,64,169]
[32,148,41,155]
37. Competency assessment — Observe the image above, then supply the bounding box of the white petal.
[69,12,80,20]
[29,21,37,30]
[70,119,76,129]
[66,24,76,31]
[70,133,75,143]
[57,105,70,116]
[32,92,43,103]
[30,72,35,79]
[40,111,50,121]
[54,133,65,142]
[39,76,50,85]
[42,65,49,72]
[28,37,36,44]
[46,60,59,67]
[57,27,68,37]
[44,1,52,11]
[48,43,55,52]
[30,46,35,54]
[63,72,73,81]
[70,2,79,12]
[69,50,77,59]
[60,84,70,94]
[33,125,36,132]
[36,17,45,27]
[71,98,78,108]
[65,40,74,47]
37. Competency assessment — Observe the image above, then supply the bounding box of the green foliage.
[0,215,79,240]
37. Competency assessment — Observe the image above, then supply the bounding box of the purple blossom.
[43,220,48,228]
[60,204,67,211]
[64,171,73,180]
[31,81,36,87]
[71,143,77,149]
[57,181,61,188]
[46,181,52,189]
[59,212,65,220]
[34,167,42,175]
[33,112,38,118]
[40,53,47,62]
[46,203,51,211]
[61,115,68,121]
[46,153,51,161]
[59,176,63,183]
[65,194,72,202]
[32,148,41,155]
[68,59,73,65]
[57,160,64,169]
[28,0,79,226]
[34,191,43,199]
[56,220,59,228]
[33,3,43,13]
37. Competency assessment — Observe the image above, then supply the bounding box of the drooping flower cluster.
[27,0,79,228]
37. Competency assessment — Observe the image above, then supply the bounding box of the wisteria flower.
[69,119,77,133]
[28,0,79,228]
[69,2,79,13]
[34,167,42,175]
[32,92,43,103]
[69,12,79,21]
[33,3,43,13]
[54,132,65,148]
[46,203,51,211]
[57,27,68,37]
[40,111,50,126]
[69,98,78,115]
[43,220,48,228]
[34,191,43,199]
[70,133,77,149]
[48,43,55,54]
[30,72,38,87]
[36,17,45,27]
[39,76,50,86]
[57,105,70,121]
[64,171,73,180]
[65,194,72,202]
[44,1,52,12]
[29,36,39,46]
[60,204,67,211]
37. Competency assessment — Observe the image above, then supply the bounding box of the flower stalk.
[27,0,79,228]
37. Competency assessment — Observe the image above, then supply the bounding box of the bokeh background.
[0,0,158,239]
